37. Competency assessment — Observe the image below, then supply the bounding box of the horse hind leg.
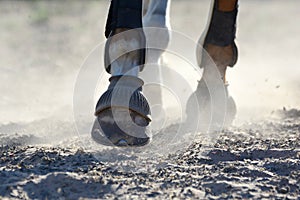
[143,0,171,64]
[141,0,171,132]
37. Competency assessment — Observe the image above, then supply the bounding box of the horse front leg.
[93,0,152,147]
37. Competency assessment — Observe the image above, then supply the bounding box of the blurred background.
[1,0,299,130]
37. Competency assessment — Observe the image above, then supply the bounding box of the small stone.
[276,186,289,194]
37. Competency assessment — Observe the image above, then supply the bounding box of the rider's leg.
[94,0,151,146]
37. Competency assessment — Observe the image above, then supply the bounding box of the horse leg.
[143,0,171,64]
[198,0,239,83]
[93,0,152,147]
[141,0,171,132]
[187,0,239,129]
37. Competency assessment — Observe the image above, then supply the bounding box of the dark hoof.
[96,108,150,147]
[186,79,236,131]
[93,76,152,147]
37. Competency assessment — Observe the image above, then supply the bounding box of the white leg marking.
[143,0,171,64]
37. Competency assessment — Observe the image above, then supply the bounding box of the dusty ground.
[1,0,300,199]
[0,109,299,199]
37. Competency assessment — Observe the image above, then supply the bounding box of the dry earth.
[0,109,299,199]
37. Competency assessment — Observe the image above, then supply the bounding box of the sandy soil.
[0,109,299,199]
[1,0,300,199]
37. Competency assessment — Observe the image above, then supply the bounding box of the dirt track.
[0,109,299,199]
